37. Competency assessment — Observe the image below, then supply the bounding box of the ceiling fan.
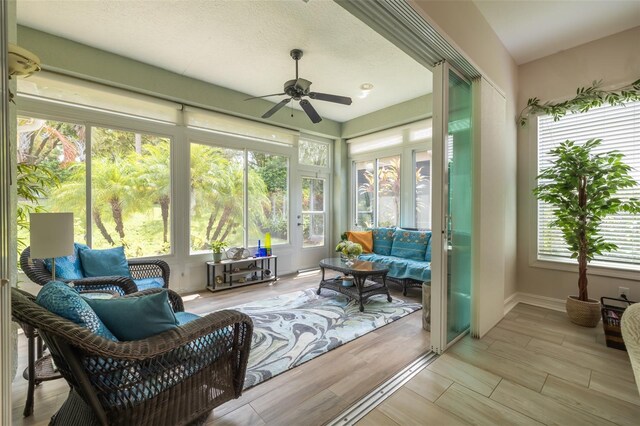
[245,49,352,124]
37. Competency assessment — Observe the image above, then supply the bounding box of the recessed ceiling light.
[359,83,374,99]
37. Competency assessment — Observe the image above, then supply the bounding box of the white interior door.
[294,173,330,270]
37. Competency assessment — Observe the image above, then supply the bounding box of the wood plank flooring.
[359,303,640,426]
[11,270,428,425]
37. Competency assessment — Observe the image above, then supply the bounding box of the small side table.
[21,289,119,417]
[20,323,63,417]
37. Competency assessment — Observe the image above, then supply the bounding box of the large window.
[355,156,401,228]
[17,117,172,258]
[17,117,87,246]
[537,101,640,269]
[415,150,432,229]
[91,127,171,257]
[248,152,289,246]
[189,143,289,253]
[189,144,245,252]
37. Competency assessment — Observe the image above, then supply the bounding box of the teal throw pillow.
[84,291,178,341]
[79,246,130,277]
[43,242,89,280]
[371,227,396,256]
[36,281,117,341]
[390,230,430,261]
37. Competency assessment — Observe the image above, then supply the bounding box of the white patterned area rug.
[227,288,422,389]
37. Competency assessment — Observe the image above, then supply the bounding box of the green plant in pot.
[211,240,228,263]
[534,139,640,327]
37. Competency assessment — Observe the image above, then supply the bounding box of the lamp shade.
[29,213,74,259]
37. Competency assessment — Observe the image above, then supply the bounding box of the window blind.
[184,106,298,146]
[347,118,432,155]
[17,71,182,123]
[537,101,640,268]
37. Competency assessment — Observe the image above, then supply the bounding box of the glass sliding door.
[445,70,473,343]
[431,62,473,353]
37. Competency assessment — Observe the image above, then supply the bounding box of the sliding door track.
[326,351,438,426]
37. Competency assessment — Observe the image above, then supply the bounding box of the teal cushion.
[43,242,89,280]
[175,311,201,325]
[79,246,130,278]
[358,254,431,282]
[371,227,396,256]
[390,230,430,261]
[133,277,165,291]
[84,291,178,341]
[36,281,117,341]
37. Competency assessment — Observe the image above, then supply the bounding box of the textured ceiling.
[17,0,432,123]
[473,0,640,65]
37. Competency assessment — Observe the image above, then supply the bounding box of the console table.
[206,255,278,292]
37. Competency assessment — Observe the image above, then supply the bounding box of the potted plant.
[534,139,640,327]
[211,240,228,263]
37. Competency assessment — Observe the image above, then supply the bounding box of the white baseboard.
[504,292,566,315]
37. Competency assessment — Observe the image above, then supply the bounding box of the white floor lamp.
[29,213,74,281]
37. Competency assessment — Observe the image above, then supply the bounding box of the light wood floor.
[359,302,640,426]
[11,270,428,425]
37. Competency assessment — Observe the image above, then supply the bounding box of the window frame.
[18,97,178,260]
[528,113,640,280]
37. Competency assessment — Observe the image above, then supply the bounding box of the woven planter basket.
[566,296,600,327]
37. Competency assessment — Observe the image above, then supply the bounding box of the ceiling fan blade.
[300,99,322,124]
[262,98,291,119]
[245,92,286,101]
[309,92,352,105]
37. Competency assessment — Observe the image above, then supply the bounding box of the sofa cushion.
[79,246,130,278]
[347,231,373,253]
[36,281,117,341]
[84,290,178,341]
[43,242,89,280]
[371,227,396,256]
[425,231,432,262]
[359,254,431,283]
[391,230,430,261]
[133,277,165,291]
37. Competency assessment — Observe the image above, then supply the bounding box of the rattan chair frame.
[12,287,253,426]
[20,246,170,295]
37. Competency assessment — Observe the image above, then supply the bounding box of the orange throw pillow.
[347,231,373,253]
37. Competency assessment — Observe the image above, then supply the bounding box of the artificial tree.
[534,139,640,325]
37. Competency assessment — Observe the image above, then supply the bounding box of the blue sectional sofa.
[358,227,431,295]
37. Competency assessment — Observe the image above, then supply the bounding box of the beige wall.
[411,0,519,307]
[517,26,640,302]
[341,94,433,138]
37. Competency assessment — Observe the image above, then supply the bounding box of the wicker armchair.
[20,246,170,295]
[11,287,254,426]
